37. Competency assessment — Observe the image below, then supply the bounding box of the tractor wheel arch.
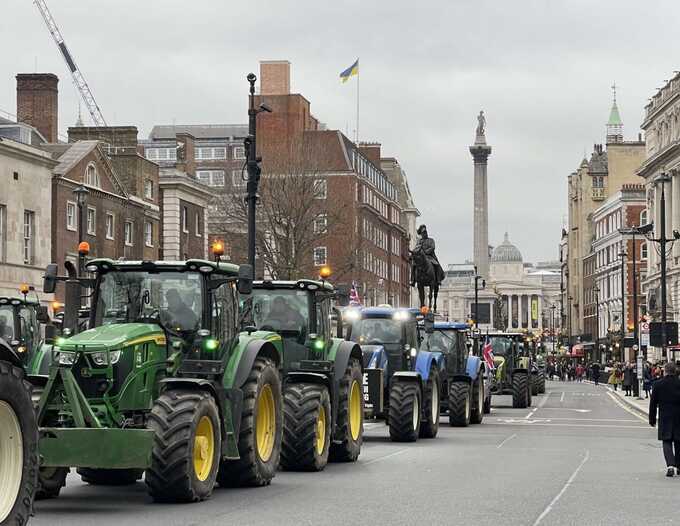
[0,341,22,369]
[332,341,364,380]
[232,340,282,390]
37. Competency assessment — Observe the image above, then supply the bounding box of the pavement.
[33,381,674,526]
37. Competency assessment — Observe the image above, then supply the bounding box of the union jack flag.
[349,282,362,306]
[482,337,495,371]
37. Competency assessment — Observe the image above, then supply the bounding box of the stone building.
[0,117,57,302]
[637,71,680,361]
[566,92,645,345]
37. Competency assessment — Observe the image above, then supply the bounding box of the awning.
[570,344,585,357]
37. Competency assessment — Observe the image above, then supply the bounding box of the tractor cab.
[420,322,470,376]
[485,332,533,408]
[0,291,50,365]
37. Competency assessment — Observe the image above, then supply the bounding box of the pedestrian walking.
[592,362,601,386]
[623,363,634,396]
[644,362,653,399]
[649,362,680,477]
[609,364,623,391]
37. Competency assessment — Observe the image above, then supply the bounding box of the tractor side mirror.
[43,264,58,293]
[335,284,350,306]
[237,264,253,295]
[36,305,50,324]
[44,324,57,344]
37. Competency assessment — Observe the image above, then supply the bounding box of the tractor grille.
[70,352,133,399]
[384,346,406,378]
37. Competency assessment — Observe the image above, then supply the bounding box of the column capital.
[469,144,492,163]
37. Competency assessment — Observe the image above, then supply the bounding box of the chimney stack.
[16,73,59,143]
[260,61,291,95]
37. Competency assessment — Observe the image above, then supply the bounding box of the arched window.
[641,242,648,261]
[85,162,100,188]
[640,209,648,227]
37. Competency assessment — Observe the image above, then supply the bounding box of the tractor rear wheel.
[146,390,221,502]
[388,381,421,442]
[531,374,539,396]
[77,468,143,486]
[470,374,485,424]
[483,392,492,414]
[0,360,37,526]
[448,381,471,427]
[538,371,546,393]
[512,372,530,408]
[329,359,363,462]
[419,368,440,438]
[217,357,282,487]
[36,467,69,499]
[281,383,331,471]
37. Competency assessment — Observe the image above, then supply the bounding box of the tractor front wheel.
[448,381,471,427]
[419,368,440,438]
[329,359,363,462]
[538,371,546,393]
[146,390,221,502]
[281,383,331,471]
[0,360,37,526]
[388,381,421,442]
[77,468,143,486]
[470,374,485,424]
[217,357,282,487]
[512,372,530,409]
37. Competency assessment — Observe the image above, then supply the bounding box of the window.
[145,148,177,161]
[313,179,327,199]
[195,147,226,160]
[23,211,34,265]
[197,170,225,187]
[641,242,648,260]
[0,205,6,262]
[124,221,134,246]
[640,209,648,226]
[195,212,201,236]
[144,179,153,199]
[313,246,327,266]
[144,221,153,247]
[66,201,77,231]
[106,213,115,240]
[314,214,328,234]
[182,206,189,233]
[85,162,100,188]
[233,146,246,159]
[232,170,246,188]
[87,207,96,235]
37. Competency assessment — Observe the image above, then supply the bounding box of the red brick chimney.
[260,61,290,95]
[16,73,59,143]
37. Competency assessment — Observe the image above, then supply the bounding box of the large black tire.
[419,368,440,438]
[36,467,69,499]
[0,360,38,526]
[329,359,363,461]
[538,371,546,394]
[531,373,540,396]
[77,468,143,486]
[470,374,485,424]
[217,357,282,487]
[388,381,421,442]
[281,383,331,471]
[512,372,530,409]
[483,391,492,414]
[448,381,471,427]
[146,389,221,502]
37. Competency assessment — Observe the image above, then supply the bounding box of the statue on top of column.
[476,110,486,137]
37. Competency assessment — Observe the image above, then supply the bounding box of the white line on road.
[606,391,648,423]
[489,421,648,429]
[496,433,517,449]
[560,392,565,403]
[533,450,590,526]
[525,391,551,419]
[363,448,408,466]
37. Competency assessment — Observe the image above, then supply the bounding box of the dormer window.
[85,162,100,188]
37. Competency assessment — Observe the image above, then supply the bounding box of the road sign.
[641,322,649,333]
[641,333,650,347]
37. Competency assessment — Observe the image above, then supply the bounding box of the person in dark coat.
[649,362,680,477]
[592,362,601,386]
[623,363,634,396]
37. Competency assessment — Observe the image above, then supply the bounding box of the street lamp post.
[567,295,573,351]
[550,303,556,355]
[473,266,486,329]
[594,285,600,363]
[73,184,89,277]
[619,249,627,362]
[658,173,671,360]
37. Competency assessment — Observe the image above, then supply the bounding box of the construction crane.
[33,0,107,126]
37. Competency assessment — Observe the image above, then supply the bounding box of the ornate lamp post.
[73,184,89,276]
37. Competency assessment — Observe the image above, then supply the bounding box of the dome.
[491,232,523,263]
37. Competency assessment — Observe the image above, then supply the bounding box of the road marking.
[532,417,640,423]
[539,408,591,413]
[363,448,408,466]
[525,408,537,419]
[533,450,590,526]
[496,433,517,448]
[606,391,648,423]
[560,392,565,403]
[489,421,648,429]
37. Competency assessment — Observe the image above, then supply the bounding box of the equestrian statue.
[410,224,445,311]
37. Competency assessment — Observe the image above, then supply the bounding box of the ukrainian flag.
[339,59,359,83]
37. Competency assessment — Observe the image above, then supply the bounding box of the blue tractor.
[419,319,491,426]
[343,307,442,442]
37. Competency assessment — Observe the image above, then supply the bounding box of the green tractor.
[0,290,51,372]
[249,278,364,471]
[35,258,285,503]
[486,332,533,409]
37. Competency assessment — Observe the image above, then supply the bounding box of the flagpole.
[356,59,360,144]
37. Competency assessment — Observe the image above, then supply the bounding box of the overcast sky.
[1,0,677,265]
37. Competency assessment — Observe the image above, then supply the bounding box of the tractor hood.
[58,323,166,352]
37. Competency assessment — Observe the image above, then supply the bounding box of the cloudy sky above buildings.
[1,0,676,265]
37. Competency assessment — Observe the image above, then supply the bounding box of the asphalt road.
[33,381,673,526]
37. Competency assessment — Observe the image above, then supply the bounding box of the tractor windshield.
[349,317,402,345]
[251,289,309,335]
[423,330,455,353]
[488,336,513,356]
[0,306,15,342]
[95,271,203,333]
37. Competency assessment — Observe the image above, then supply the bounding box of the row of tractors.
[0,248,543,525]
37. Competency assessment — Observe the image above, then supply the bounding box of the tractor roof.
[85,258,240,276]
[357,306,416,318]
[432,322,470,330]
[253,279,334,292]
[0,297,41,307]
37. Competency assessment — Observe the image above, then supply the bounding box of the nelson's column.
[470,111,492,278]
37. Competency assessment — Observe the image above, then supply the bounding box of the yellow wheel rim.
[349,380,362,441]
[316,405,327,456]
[256,384,276,462]
[193,416,215,482]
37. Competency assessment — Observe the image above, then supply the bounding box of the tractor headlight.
[58,352,76,365]
[91,350,122,366]
[410,348,417,358]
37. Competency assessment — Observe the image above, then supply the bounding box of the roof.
[491,232,522,263]
[253,279,334,292]
[432,322,469,330]
[86,258,240,275]
[149,124,248,140]
[51,140,99,175]
[608,101,623,126]
[357,307,415,318]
